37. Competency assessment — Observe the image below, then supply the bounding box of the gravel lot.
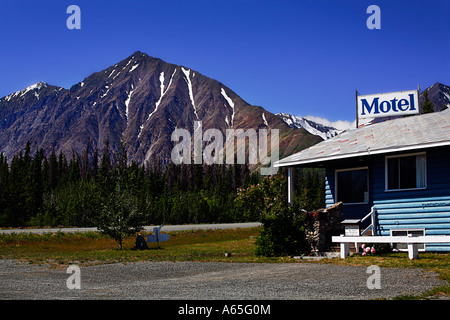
[0,259,445,300]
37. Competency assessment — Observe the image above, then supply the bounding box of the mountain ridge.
[0,51,321,167]
[3,51,447,165]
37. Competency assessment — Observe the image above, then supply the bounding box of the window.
[386,153,426,191]
[336,167,369,204]
[391,229,425,251]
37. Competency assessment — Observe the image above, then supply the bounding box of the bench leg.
[408,243,418,260]
[340,242,350,259]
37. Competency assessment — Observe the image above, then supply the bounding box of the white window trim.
[384,152,427,192]
[390,228,426,252]
[335,166,369,205]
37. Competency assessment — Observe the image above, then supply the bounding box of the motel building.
[274,98,450,252]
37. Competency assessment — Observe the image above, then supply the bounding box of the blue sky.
[1,0,449,125]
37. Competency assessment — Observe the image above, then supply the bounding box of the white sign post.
[356,89,420,127]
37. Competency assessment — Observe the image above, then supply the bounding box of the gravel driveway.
[0,259,445,300]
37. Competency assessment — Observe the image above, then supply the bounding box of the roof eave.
[274,140,450,168]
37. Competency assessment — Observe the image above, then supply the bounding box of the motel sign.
[357,89,420,124]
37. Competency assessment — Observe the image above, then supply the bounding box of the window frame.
[384,152,427,192]
[390,228,426,252]
[335,166,369,205]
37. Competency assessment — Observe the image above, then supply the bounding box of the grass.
[0,227,282,267]
[0,227,448,299]
[317,251,450,300]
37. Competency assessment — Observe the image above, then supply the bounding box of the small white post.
[370,207,375,235]
[340,242,349,259]
[408,243,418,260]
[287,168,294,205]
[340,236,349,259]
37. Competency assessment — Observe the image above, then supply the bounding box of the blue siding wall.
[324,146,450,251]
[372,147,450,252]
[325,174,335,208]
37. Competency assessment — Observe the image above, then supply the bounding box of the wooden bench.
[332,235,450,260]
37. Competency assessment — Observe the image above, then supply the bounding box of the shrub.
[236,174,308,257]
[255,208,307,257]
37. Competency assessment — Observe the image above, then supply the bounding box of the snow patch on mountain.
[129,64,139,72]
[138,68,177,138]
[20,82,47,97]
[2,82,47,102]
[125,89,134,121]
[100,86,111,99]
[152,69,177,116]
[182,67,198,120]
[276,113,353,140]
[262,113,268,126]
[221,88,235,127]
[107,69,116,79]
[442,91,450,108]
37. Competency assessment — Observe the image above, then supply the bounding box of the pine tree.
[23,141,31,169]
[58,151,69,184]
[421,91,434,114]
[0,153,9,225]
[48,149,58,190]
[116,140,129,194]
[41,156,49,194]
[8,154,27,226]
[27,149,44,220]
[80,138,91,179]
[91,147,99,179]
[98,140,113,195]
[68,152,80,183]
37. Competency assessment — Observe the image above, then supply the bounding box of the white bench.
[332,235,450,260]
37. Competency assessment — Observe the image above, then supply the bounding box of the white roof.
[274,108,450,167]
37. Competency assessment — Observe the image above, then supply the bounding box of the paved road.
[0,259,445,300]
[0,222,262,234]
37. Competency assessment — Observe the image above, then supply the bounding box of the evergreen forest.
[0,141,325,228]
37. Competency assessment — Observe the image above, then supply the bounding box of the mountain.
[0,51,321,167]
[419,82,450,112]
[276,113,343,140]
